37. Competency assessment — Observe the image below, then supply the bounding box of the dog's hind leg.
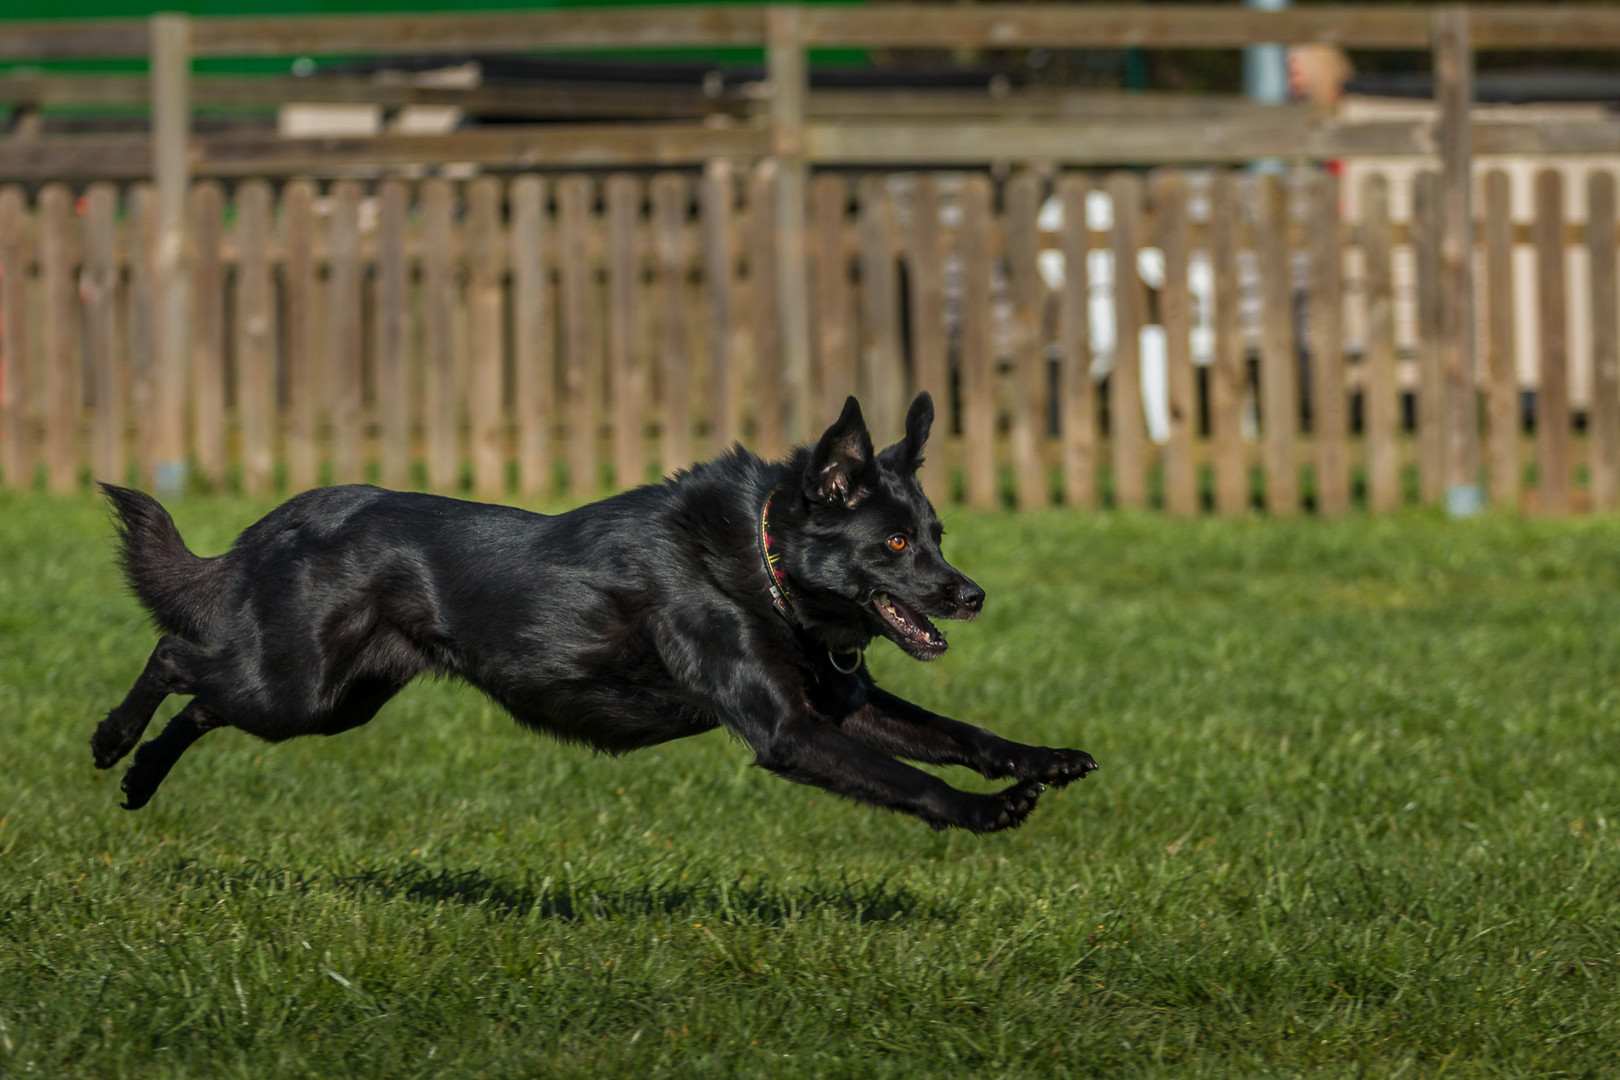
[91,636,210,769]
[119,701,221,810]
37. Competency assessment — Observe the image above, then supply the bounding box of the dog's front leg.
[746,708,1044,833]
[852,684,1098,787]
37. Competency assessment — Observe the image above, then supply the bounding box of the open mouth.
[873,593,947,657]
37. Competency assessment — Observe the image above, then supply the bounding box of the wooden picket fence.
[0,164,1615,514]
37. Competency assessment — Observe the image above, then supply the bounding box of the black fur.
[92,393,1097,829]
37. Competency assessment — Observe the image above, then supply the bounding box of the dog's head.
[779,392,983,661]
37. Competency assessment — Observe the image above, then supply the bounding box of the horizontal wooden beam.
[8,5,1620,62]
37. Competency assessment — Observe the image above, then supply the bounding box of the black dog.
[92,392,1096,831]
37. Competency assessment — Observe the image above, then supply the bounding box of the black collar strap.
[758,485,863,674]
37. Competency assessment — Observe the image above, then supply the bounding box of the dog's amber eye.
[886,535,907,552]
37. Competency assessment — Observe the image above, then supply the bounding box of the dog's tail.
[101,483,230,643]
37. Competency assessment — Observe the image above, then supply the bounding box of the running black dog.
[92,393,1096,830]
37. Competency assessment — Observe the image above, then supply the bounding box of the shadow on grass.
[164,859,958,926]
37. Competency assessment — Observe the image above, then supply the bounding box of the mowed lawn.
[3,491,1619,1079]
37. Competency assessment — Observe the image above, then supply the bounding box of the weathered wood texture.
[0,165,1612,522]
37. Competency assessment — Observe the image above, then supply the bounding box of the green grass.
[3,492,1620,1078]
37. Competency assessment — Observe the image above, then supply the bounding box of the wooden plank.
[653,172,693,477]
[1362,173,1400,513]
[1005,168,1048,511]
[1482,170,1519,510]
[701,161,738,456]
[1435,6,1479,504]
[1108,171,1147,510]
[281,179,319,492]
[1256,172,1298,516]
[510,175,552,500]
[856,174,904,442]
[810,172,854,427]
[748,162,783,459]
[84,183,123,487]
[375,178,411,491]
[38,183,76,494]
[235,179,275,497]
[1208,170,1246,516]
[127,185,158,488]
[1587,171,1619,512]
[905,173,951,507]
[558,175,601,496]
[327,179,364,485]
[1154,170,1196,517]
[150,13,189,496]
[421,178,460,493]
[767,6,812,445]
[605,173,644,490]
[1056,174,1096,510]
[1534,168,1570,515]
[0,186,28,488]
[959,173,996,511]
[1309,169,1350,516]
[188,180,226,487]
[468,176,507,501]
[1412,170,1445,505]
[0,20,150,61]
[189,7,771,56]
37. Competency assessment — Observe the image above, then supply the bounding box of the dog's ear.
[879,391,934,474]
[806,396,876,506]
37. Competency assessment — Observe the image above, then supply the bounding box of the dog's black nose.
[954,579,985,614]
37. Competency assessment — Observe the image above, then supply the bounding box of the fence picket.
[1209,170,1246,515]
[281,180,317,492]
[327,180,364,485]
[127,185,158,487]
[39,184,76,494]
[1534,169,1571,514]
[1057,174,1096,510]
[811,173,853,429]
[701,163,737,455]
[375,178,411,491]
[1108,171,1147,509]
[559,175,600,495]
[1006,168,1048,511]
[1362,173,1400,513]
[959,173,996,510]
[906,174,950,507]
[1482,170,1518,509]
[511,175,551,499]
[1154,170,1196,517]
[857,175,903,441]
[188,181,225,487]
[1257,173,1297,516]
[422,179,459,492]
[748,163,783,457]
[653,173,692,476]
[1310,170,1349,516]
[85,184,122,487]
[0,186,28,487]
[468,176,507,500]
[235,179,275,496]
[1413,171,1445,505]
[1587,171,1618,511]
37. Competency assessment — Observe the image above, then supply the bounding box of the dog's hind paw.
[1005,747,1098,788]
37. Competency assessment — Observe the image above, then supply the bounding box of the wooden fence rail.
[1,164,1616,514]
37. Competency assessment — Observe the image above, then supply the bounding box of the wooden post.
[653,173,692,476]
[235,180,275,496]
[188,181,225,488]
[281,180,318,492]
[150,12,190,496]
[1057,174,1096,510]
[1533,169,1570,514]
[38,184,75,494]
[375,178,411,492]
[327,179,364,485]
[1482,170,1519,509]
[510,175,552,499]
[1587,171,1618,512]
[857,175,903,441]
[1209,170,1247,515]
[1435,5,1481,515]
[85,184,123,487]
[701,162,737,456]
[1309,169,1349,516]
[1362,173,1400,513]
[468,176,507,500]
[1154,170,1196,517]
[1257,172,1297,516]
[1412,171,1446,506]
[1006,169,1048,511]
[767,5,811,444]
[1108,171,1147,510]
[906,174,950,507]
[0,186,29,488]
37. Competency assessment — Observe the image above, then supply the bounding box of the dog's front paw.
[961,779,1044,834]
[1002,746,1098,787]
[91,713,138,770]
